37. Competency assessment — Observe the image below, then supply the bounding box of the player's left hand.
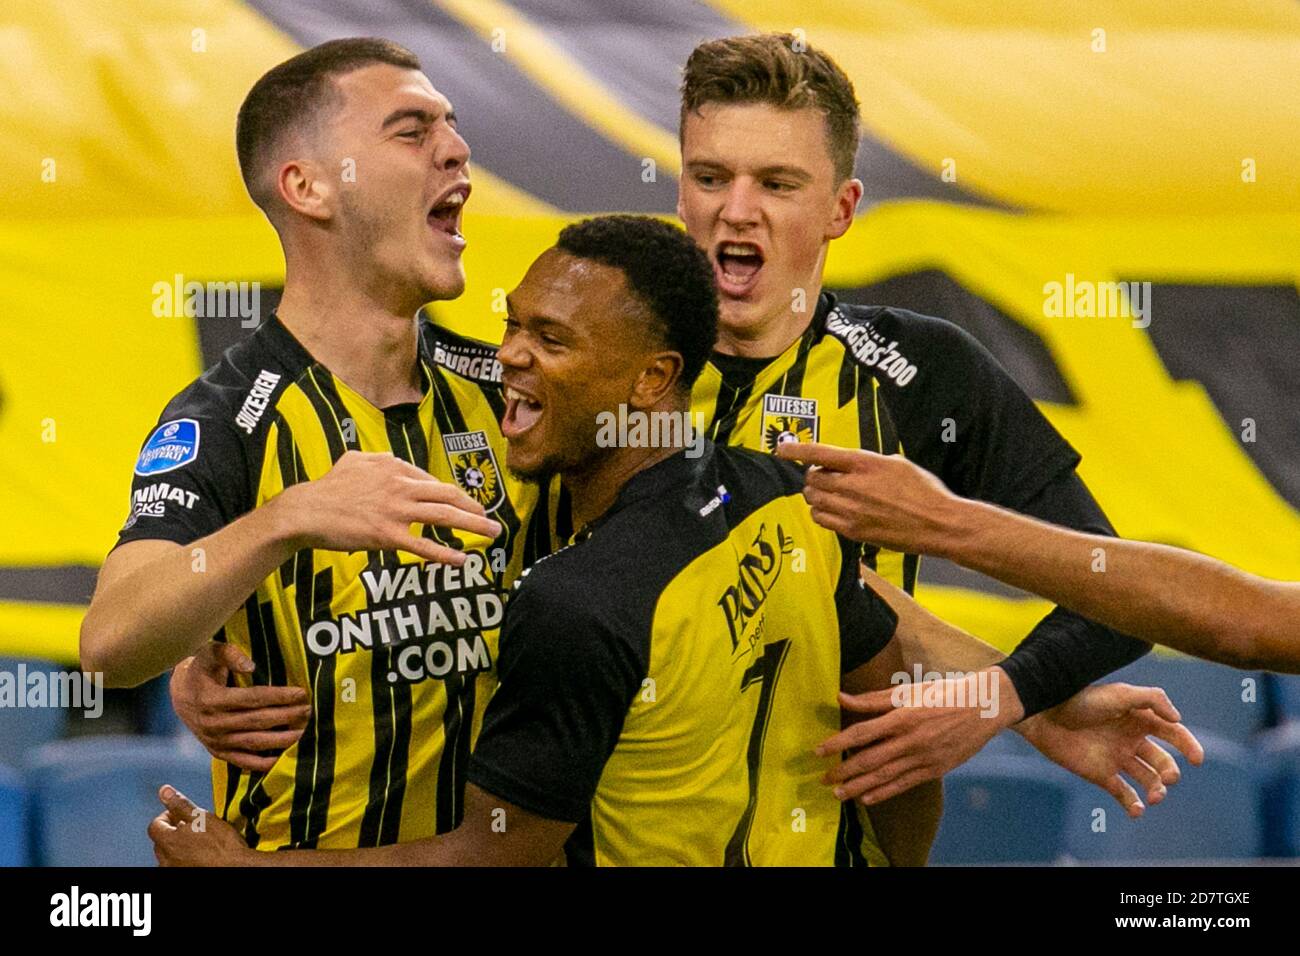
[818,668,1023,805]
[1016,682,1205,818]
[148,785,249,867]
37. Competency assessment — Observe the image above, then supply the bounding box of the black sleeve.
[466,582,646,823]
[872,314,1082,507]
[995,469,1151,715]
[836,535,899,673]
[872,312,1147,715]
[113,409,252,550]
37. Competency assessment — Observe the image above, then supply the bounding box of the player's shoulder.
[421,319,502,388]
[532,446,801,591]
[505,536,644,663]
[823,298,994,385]
[828,297,969,342]
[710,442,806,505]
[140,318,309,471]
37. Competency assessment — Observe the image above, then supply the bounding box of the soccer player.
[80,38,535,850]
[167,36,1197,832]
[149,217,1200,867]
[674,34,1155,768]
[779,442,1300,673]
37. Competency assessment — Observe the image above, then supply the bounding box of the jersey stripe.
[303,367,350,460]
[283,381,344,849]
[775,323,817,398]
[707,377,755,446]
[358,410,422,846]
[837,349,857,408]
[834,804,870,868]
[427,370,483,831]
[292,566,338,847]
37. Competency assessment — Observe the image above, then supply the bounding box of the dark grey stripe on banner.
[511,0,1011,211]
[509,0,742,129]
[243,0,678,212]
[0,566,96,605]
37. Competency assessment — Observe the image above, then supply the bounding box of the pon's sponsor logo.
[134,419,200,476]
[761,394,818,453]
[717,522,795,653]
[442,430,504,513]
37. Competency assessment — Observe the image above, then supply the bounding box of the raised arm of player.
[780,442,1300,673]
[80,451,501,687]
[822,568,1204,817]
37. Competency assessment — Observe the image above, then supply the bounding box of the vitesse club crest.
[442,430,504,514]
[761,394,819,453]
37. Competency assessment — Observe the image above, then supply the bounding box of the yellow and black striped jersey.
[683,292,1152,864]
[466,442,899,866]
[693,297,923,594]
[115,315,537,849]
[694,293,1147,716]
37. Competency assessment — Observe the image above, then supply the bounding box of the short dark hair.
[556,216,718,390]
[681,33,861,182]
[236,37,421,211]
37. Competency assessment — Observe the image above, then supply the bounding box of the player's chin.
[506,432,576,485]
[504,447,550,484]
[420,259,467,302]
[718,292,772,334]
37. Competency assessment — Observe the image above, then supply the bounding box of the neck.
[276,256,426,408]
[564,414,683,532]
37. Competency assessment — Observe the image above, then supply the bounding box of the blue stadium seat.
[0,657,69,765]
[26,735,212,867]
[0,763,29,866]
[1107,654,1266,742]
[136,671,183,737]
[1257,723,1300,857]
[1267,674,1300,725]
[930,753,1072,863]
[1063,728,1260,861]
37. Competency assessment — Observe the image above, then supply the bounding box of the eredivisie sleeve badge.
[760,394,819,453]
[442,430,505,513]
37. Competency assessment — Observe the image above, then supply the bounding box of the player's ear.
[277,158,334,223]
[630,352,683,409]
[826,177,862,241]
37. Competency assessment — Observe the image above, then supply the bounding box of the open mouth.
[502,384,544,439]
[713,240,765,297]
[428,184,469,245]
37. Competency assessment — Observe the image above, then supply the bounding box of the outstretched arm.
[779,442,1300,673]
